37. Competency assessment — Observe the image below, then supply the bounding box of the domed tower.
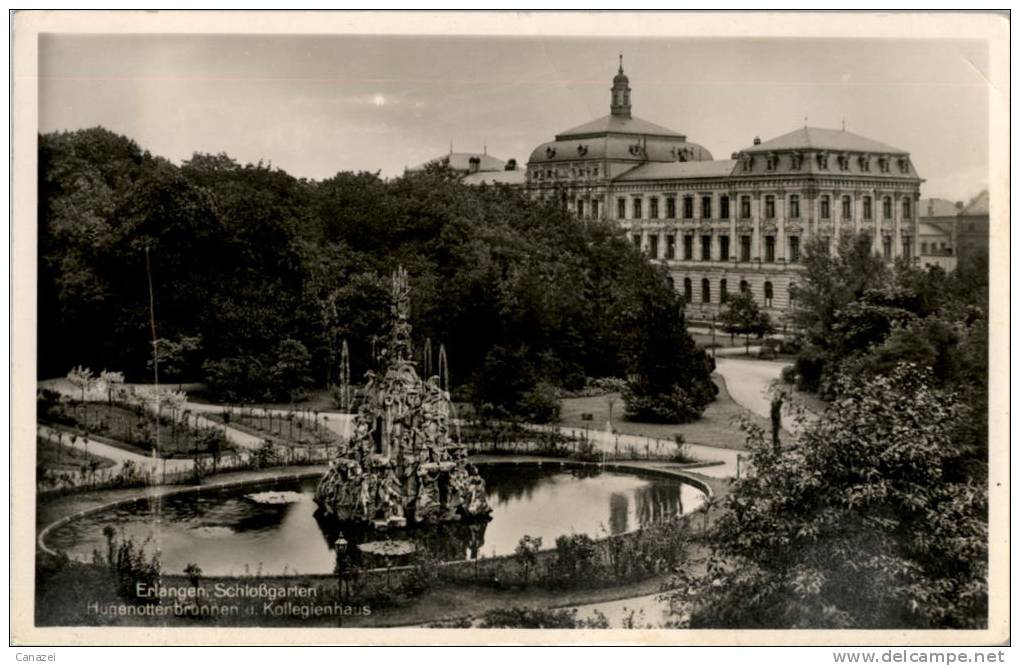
[611,54,632,118]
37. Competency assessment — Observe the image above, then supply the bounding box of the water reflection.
[47,467,705,575]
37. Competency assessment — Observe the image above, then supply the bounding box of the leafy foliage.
[719,290,774,353]
[92,527,162,602]
[669,365,988,629]
[788,232,989,474]
[478,606,609,629]
[40,128,713,417]
[621,288,717,423]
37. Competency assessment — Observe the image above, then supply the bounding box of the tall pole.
[145,245,162,482]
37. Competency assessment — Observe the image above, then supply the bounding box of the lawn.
[558,374,773,451]
[36,436,115,472]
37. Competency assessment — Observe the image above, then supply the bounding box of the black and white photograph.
[10,10,1009,647]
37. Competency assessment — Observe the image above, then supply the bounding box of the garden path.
[713,355,816,436]
[525,424,742,479]
[37,424,194,476]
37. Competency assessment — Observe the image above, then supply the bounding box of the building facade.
[955,190,989,265]
[918,197,959,272]
[525,61,923,318]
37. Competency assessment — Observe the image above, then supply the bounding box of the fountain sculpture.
[314,267,492,529]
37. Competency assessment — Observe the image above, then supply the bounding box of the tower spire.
[610,55,632,118]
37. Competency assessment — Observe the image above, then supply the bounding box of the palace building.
[525,59,923,318]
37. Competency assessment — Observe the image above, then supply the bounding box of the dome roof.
[556,114,682,140]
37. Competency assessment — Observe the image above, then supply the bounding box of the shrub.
[622,382,712,424]
[92,527,161,601]
[572,437,601,463]
[792,346,828,393]
[777,336,803,355]
[184,562,203,588]
[517,382,561,424]
[514,535,543,585]
[398,549,441,598]
[757,338,780,359]
[478,606,590,629]
[202,339,314,403]
[550,533,603,586]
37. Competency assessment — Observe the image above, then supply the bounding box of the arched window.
[764,281,774,308]
[739,279,749,294]
[789,282,798,306]
[683,278,692,304]
[701,278,711,303]
[719,279,728,303]
[666,276,675,290]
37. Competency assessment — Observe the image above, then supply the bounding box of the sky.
[39,34,991,202]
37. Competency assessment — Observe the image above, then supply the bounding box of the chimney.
[753,136,761,146]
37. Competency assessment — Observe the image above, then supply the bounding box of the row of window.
[744,152,911,174]
[633,233,802,263]
[637,232,914,262]
[670,277,782,308]
[613,194,912,221]
[921,241,953,256]
[532,165,600,181]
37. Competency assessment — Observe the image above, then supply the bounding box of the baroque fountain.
[43,268,706,576]
[313,267,492,529]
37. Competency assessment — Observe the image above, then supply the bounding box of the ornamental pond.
[46,464,706,576]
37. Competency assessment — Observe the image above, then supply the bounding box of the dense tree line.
[788,233,989,475]
[38,127,713,418]
[669,234,990,629]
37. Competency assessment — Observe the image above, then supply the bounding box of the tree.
[668,364,987,629]
[792,232,890,345]
[67,366,94,402]
[98,370,125,405]
[147,336,203,387]
[719,291,774,354]
[619,266,717,423]
[514,535,543,585]
[66,366,95,429]
[39,127,719,416]
[269,339,314,402]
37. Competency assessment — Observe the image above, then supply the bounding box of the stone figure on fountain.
[314,266,492,526]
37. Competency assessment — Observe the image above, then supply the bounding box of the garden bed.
[36,436,115,472]
[203,409,341,448]
[38,400,229,458]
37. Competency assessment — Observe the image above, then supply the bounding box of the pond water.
[47,465,705,576]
